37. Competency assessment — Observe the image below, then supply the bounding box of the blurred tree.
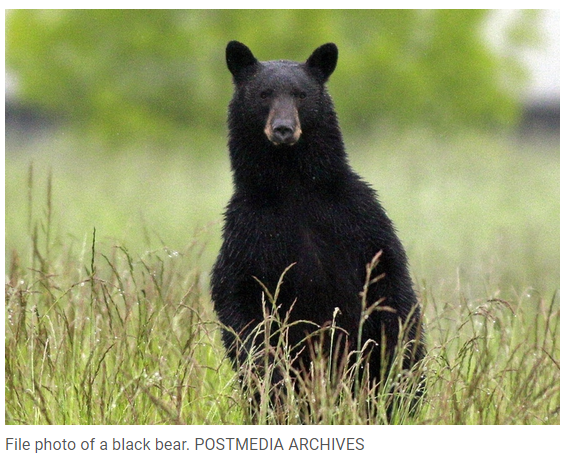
[6,10,538,149]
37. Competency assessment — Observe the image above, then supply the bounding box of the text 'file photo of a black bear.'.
[211,41,425,421]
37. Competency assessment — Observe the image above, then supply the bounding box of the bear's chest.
[244,202,363,324]
[243,197,358,283]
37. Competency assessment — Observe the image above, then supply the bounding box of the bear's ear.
[305,43,338,83]
[226,41,259,81]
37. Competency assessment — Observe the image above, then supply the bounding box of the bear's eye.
[260,90,272,99]
[299,92,307,99]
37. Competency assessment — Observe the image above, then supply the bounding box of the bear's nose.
[272,123,295,144]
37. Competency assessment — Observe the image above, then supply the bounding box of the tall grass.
[421,290,559,424]
[6,242,242,424]
[5,148,559,424]
[6,168,235,424]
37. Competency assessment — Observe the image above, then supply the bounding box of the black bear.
[211,41,425,412]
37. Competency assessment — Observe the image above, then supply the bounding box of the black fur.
[212,41,424,403]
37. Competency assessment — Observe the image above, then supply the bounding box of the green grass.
[5,130,560,424]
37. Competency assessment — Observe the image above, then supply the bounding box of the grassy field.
[5,130,560,424]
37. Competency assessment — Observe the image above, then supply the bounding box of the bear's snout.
[264,97,302,146]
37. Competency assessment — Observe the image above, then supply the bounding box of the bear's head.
[226,41,338,147]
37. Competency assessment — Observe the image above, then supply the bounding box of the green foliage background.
[7,10,537,148]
